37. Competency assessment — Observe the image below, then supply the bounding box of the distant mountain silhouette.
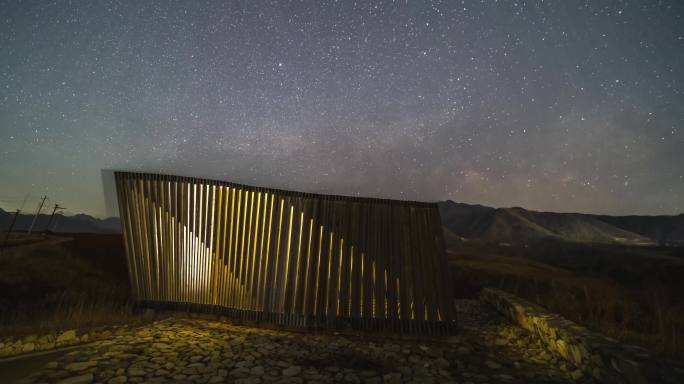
[438,200,684,246]
[3,202,683,246]
[0,208,121,234]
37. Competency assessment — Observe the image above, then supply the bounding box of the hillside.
[438,201,684,246]
[0,208,120,234]
[3,202,683,246]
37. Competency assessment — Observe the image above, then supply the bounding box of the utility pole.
[27,195,47,235]
[2,209,21,250]
[45,204,65,233]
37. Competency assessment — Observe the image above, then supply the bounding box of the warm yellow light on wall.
[114,171,456,334]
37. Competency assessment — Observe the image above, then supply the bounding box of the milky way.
[1,0,683,217]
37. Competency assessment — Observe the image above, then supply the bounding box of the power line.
[27,196,47,235]
[2,209,21,252]
[45,204,66,232]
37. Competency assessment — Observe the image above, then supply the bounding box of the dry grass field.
[447,239,684,361]
[0,234,152,339]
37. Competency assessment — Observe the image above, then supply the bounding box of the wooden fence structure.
[114,171,456,334]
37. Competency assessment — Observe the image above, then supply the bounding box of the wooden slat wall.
[114,171,457,335]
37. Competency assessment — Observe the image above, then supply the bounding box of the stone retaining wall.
[0,325,129,358]
[481,287,684,384]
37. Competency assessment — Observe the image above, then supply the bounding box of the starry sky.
[1,0,683,218]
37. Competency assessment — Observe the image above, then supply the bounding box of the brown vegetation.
[0,234,153,338]
[448,240,684,361]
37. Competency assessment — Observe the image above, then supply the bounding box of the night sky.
[1,0,683,218]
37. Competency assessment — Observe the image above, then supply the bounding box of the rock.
[251,365,264,375]
[282,365,301,376]
[230,367,251,376]
[57,330,77,343]
[570,369,583,380]
[65,361,97,371]
[236,378,261,384]
[433,357,449,369]
[363,378,381,384]
[383,372,402,384]
[56,373,94,384]
[235,360,253,368]
[21,342,35,353]
[360,370,376,378]
[19,316,606,384]
[127,367,146,376]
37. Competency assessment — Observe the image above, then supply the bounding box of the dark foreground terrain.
[447,238,684,361]
[2,302,587,384]
[0,233,138,338]
[438,200,684,360]
[0,230,683,384]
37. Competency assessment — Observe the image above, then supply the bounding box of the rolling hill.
[438,200,684,246]
[3,201,683,246]
[0,208,121,234]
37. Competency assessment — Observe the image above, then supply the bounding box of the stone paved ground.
[19,301,595,384]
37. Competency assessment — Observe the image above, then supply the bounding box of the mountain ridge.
[0,208,121,234]
[438,200,684,246]
[3,203,683,246]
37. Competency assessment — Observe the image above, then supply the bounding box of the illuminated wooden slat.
[295,199,311,314]
[137,177,152,300]
[281,202,294,313]
[213,185,222,305]
[248,192,261,310]
[360,202,371,320]
[270,198,284,312]
[385,204,398,322]
[398,205,412,320]
[243,191,253,308]
[254,193,267,310]
[115,177,138,298]
[348,202,361,319]
[230,188,240,307]
[182,180,188,301]
[429,206,451,321]
[208,184,216,304]
[291,204,303,314]
[203,181,209,304]
[324,223,335,318]
[407,207,422,320]
[159,177,167,301]
[219,186,229,307]
[301,198,317,317]
[422,208,438,322]
[338,202,350,318]
[264,194,275,312]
